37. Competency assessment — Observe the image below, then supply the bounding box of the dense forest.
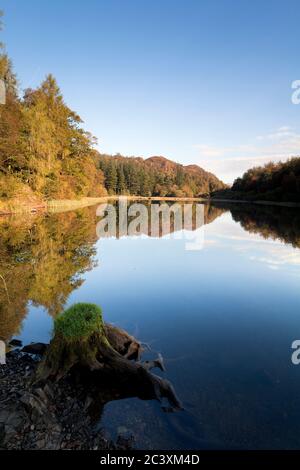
[213,158,300,203]
[97,154,225,197]
[0,14,107,204]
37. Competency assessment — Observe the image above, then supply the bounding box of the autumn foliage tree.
[231,158,300,202]
[0,13,106,201]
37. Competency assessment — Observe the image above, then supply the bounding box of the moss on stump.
[37,303,182,411]
[37,303,111,381]
[54,303,105,340]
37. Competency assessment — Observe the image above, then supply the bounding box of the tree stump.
[37,303,182,411]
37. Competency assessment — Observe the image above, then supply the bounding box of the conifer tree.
[106,161,118,194]
[117,165,126,194]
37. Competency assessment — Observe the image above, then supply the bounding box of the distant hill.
[96,153,226,197]
[212,157,300,203]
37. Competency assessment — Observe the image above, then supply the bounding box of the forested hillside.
[0,61,106,202]
[97,154,225,197]
[0,52,225,203]
[213,158,300,203]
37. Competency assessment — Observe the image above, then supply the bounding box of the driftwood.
[37,320,182,412]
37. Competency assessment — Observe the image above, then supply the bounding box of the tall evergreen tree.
[106,162,118,194]
[117,165,126,194]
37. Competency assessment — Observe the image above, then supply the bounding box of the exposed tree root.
[36,307,182,412]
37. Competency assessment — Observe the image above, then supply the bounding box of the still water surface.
[1,201,300,449]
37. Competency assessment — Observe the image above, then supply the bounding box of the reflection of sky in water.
[17,207,300,449]
[19,303,52,345]
[208,212,300,275]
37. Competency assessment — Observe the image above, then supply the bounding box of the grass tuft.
[54,303,104,340]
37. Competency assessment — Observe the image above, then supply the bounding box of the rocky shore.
[0,345,133,450]
[0,306,181,451]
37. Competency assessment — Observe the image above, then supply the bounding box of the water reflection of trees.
[0,208,98,341]
[0,203,225,341]
[2,201,298,342]
[212,201,300,248]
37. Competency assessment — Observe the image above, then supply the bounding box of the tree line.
[97,154,225,197]
[231,158,300,202]
[211,157,300,203]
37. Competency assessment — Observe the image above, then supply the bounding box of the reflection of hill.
[212,201,300,249]
[0,208,98,341]
[204,204,226,226]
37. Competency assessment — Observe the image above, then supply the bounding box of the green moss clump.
[54,303,104,340]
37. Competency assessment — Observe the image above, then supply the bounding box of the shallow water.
[1,201,300,449]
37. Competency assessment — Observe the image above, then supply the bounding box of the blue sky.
[2,0,300,182]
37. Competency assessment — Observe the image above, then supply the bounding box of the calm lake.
[1,200,300,449]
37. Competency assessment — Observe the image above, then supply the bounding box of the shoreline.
[209,197,300,208]
[0,345,132,450]
[0,195,299,216]
[0,195,208,216]
[0,196,116,216]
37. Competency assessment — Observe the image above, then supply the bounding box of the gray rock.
[20,392,49,422]
[35,439,45,449]
[43,384,54,400]
[6,411,24,428]
[35,388,48,404]
[0,410,10,424]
